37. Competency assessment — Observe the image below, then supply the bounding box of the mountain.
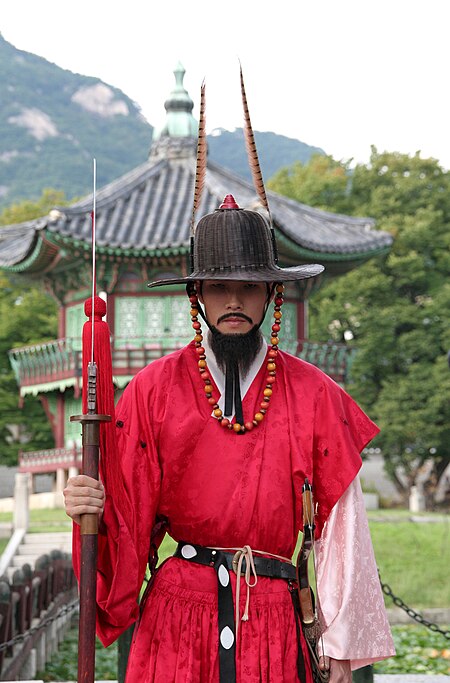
[0,34,325,209]
[208,128,324,183]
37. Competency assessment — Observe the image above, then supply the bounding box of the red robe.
[73,342,378,682]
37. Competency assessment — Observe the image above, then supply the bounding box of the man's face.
[198,280,269,334]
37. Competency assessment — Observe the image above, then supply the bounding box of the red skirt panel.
[126,557,313,683]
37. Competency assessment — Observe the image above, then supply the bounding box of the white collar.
[202,333,268,420]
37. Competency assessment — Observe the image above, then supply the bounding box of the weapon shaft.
[71,366,111,682]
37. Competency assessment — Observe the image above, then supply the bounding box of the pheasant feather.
[240,66,271,219]
[191,80,207,236]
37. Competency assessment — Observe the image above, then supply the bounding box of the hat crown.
[192,198,276,276]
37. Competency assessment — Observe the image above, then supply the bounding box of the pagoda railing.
[9,336,354,391]
[19,445,82,473]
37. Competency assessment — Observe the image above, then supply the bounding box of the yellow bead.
[276,284,284,293]
[267,362,276,372]
[233,423,242,432]
[204,384,212,393]
[254,412,264,422]
[190,308,199,317]
[263,388,273,397]
[274,311,282,319]
[198,360,207,368]
[213,408,223,418]
[194,334,203,342]
[271,337,279,345]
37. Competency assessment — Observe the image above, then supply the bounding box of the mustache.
[217,312,253,325]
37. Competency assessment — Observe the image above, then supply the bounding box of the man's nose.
[226,288,243,309]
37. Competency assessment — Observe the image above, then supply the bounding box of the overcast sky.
[1,0,449,170]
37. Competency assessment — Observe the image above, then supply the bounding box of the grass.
[38,623,450,679]
[1,507,448,678]
[1,507,449,609]
[0,508,71,533]
[369,515,450,609]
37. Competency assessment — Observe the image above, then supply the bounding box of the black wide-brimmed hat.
[148,194,324,288]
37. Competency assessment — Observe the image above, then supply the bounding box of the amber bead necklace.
[189,283,285,434]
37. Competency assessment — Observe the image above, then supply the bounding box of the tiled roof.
[0,143,392,270]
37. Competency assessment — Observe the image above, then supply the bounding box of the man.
[64,196,395,682]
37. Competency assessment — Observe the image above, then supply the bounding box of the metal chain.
[380,577,450,640]
[0,598,79,653]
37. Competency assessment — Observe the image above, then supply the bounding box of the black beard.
[209,325,263,378]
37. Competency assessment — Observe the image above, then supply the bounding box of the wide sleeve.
[312,375,379,536]
[315,478,395,668]
[72,374,161,646]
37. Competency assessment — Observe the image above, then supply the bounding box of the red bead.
[275,297,283,306]
[208,397,217,405]
[260,401,270,410]
[268,349,277,358]
[272,324,281,333]
[200,371,209,380]
[221,418,230,427]
[189,295,198,304]
[195,346,205,355]
[244,421,254,431]
[266,376,276,384]
[193,321,201,330]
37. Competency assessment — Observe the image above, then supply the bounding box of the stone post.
[409,485,426,512]
[55,467,66,493]
[68,465,79,479]
[14,472,31,531]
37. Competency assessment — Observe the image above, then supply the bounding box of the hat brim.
[148,263,324,288]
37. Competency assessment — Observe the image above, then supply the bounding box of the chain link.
[0,598,79,653]
[380,576,450,640]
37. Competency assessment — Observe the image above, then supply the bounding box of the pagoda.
[0,63,392,488]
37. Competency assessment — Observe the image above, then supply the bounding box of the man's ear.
[267,282,276,303]
[195,280,205,303]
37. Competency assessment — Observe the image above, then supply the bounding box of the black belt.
[174,541,305,682]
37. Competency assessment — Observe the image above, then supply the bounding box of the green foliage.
[0,191,61,465]
[0,188,67,225]
[270,148,450,504]
[37,621,117,681]
[374,626,450,674]
[268,153,353,213]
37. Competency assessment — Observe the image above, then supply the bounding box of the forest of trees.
[269,148,450,506]
[1,151,449,507]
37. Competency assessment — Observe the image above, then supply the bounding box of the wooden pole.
[71,363,110,683]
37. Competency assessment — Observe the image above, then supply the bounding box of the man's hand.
[319,656,352,683]
[63,475,105,526]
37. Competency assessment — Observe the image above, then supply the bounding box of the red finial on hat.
[219,194,240,209]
